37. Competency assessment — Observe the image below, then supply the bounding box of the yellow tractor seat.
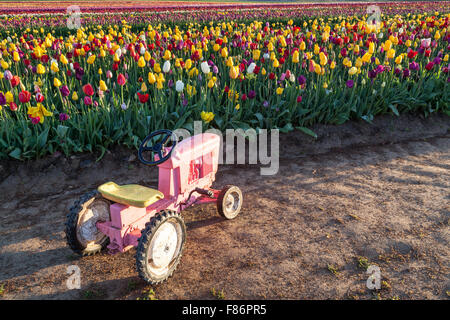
[98,182,164,208]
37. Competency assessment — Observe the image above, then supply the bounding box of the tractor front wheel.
[217,185,243,219]
[65,190,111,256]
[136,210,186,284]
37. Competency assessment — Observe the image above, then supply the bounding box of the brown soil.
[0,114,449,300]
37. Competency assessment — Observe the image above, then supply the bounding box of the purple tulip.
[60,85,70,97]
[0,92,5,105]
[248,90,256,99]
[409,61,419,71]
[297,75,306,85]
[403,68,411,78]
[59,113,69,121]
[4,70,12,80]
[346,80,354,88]
[368,69,377,79]
[76,68,84,81]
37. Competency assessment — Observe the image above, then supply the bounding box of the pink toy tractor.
[65,130,243,284]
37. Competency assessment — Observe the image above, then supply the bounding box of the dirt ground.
[0,114,449,300]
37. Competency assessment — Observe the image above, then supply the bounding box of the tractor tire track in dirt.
[0,114,449,300]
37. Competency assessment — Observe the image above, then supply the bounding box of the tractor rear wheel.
[217,185,243,219]
[65,190,111,256]
[136,210,186,284]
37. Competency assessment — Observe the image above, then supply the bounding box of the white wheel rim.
[225,191,240,215]
[77,200,110,248]
[147,220,183,277]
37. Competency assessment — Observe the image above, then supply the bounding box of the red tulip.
[19,90,31,103]
[9,102,18,111]
[408,50,418,59]
[10,76,20,87]
[82,84,94,96]
[137,92,149,103]
[35,92,44,103]
[117,73,126,86]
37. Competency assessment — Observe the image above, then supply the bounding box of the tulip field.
[0,1,449,160]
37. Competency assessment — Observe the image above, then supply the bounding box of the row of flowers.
[0,6,449,159]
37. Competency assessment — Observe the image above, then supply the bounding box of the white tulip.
[200,61,210,74]
[247,62,256,74]
[163,60,171,73]
[140,46,146,55]
[263,53,270,59]
[115,48,122,57]
[175,80,184,92]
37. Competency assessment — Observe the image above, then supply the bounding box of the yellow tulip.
[368,42,375,54]
[51,62,59,73]
[87,55,96,64]
[72,91,78,101]
[314,64,321,74]
[299,41,306,51]
[387,49,396,59]
[185,59,192,70]
[99,80,108,91]
[362,52,372,63]
[276,87,284,95]
[60,54,68,64]
[5,91,13,103]
[292,50,299,63]
[253,49,260,61]
[53,78,62,87]
[13,51,20,62]
[221,47,228,58]
[348,67,358,76]
[319,52,327,66]
[201,111,215,123]
[148,72,156,84]
[383,40,392,52]
[1,60,9,69]
[37,64,46,74]
[137,56,145,68]
[186,84,196,97]
[163,50,171,60]
[229,66,239,79]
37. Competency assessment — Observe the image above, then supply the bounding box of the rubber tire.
[217,185,243,220]
[65,190,110,256]
[136,210,186,285]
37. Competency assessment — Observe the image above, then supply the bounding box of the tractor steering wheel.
[138,129,177,166]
